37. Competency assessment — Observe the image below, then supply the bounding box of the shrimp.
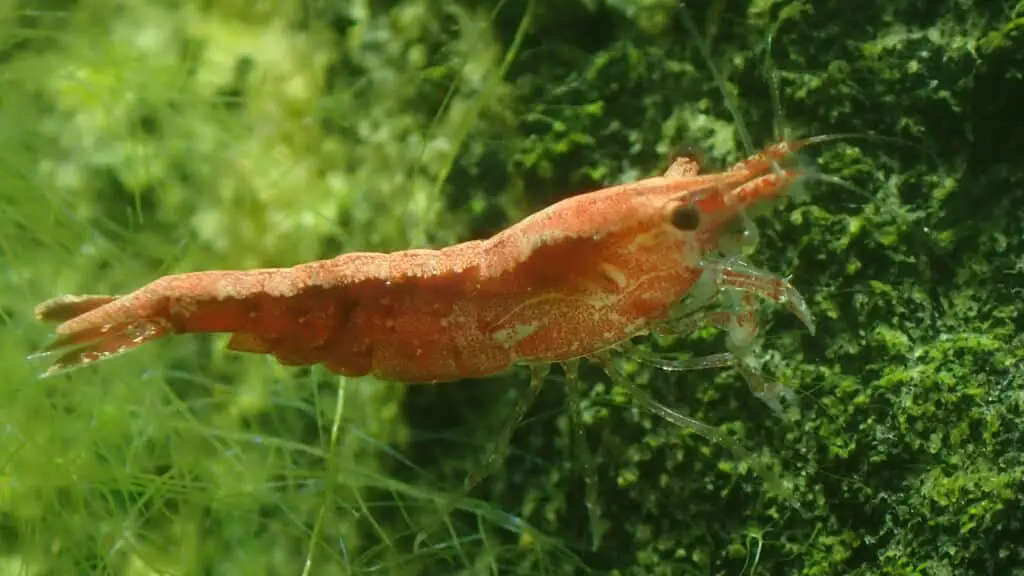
[31,142,811,381]
[31,139,816,550]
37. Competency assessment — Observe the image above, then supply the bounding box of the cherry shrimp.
[30,139,818,545]
[28,1,852,551]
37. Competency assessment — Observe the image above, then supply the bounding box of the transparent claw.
[780,278,815,336]
[735,361,797,416]
[700,257,816,335]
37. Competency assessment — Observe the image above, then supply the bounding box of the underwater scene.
[2,0,1022,574]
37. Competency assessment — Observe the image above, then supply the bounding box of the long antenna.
[677,1,757,156]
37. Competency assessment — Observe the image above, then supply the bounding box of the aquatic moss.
[415,0,1024,573]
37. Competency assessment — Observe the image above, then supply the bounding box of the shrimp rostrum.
[32,139,817,547]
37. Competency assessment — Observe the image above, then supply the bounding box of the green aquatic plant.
[2,1,575,573]
[4,0,1024,574]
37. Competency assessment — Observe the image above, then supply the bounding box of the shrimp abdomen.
[29,257,387,378]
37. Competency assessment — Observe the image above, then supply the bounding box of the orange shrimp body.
[32,142,803,382]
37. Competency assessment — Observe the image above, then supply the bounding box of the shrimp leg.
[463,364,549,494]
[639,346,795,414]
[594,353,787,495]
[639,255,814,412]
[563,359,604,550]
[593,352,754,461]
[635,259,806,415]
[416,364,548,546]
[636,300,797,414]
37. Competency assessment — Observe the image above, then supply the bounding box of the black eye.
[670,204,701,231]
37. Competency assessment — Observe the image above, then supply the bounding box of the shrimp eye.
[670,204,701,231]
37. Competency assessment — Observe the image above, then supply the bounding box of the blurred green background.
[2,0,1023,574]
